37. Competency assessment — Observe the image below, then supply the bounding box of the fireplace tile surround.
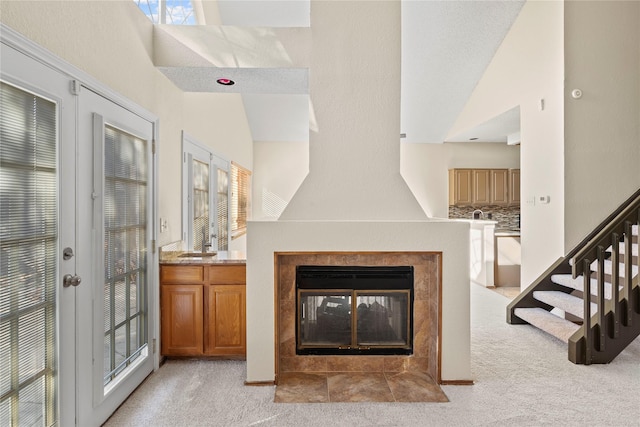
[275,252,442,385]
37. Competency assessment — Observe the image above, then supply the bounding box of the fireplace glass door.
[297,290,411,354]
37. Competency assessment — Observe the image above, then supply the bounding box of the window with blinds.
[192,159,209,252]
[216,168,229,251]
[102,125,148,388]
[231,162,251,239]
[0,81,58,426]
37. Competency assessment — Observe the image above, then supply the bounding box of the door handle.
[63,274,82,287]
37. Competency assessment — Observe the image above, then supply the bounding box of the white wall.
[0,1,254,250]
[445,1,564,287]
[252,141,309,220]
[564,1,640,249]
[401,142,520,218]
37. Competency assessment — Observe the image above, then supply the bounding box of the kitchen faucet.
[202,225,211,253]
[472,209,484,220]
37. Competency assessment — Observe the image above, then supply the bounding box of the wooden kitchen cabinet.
[160,263,246,357]
[490,169,509,205]
[509,169,521,204]
[449,168,520,206]
[161,284,204,355]
[205,284,246,355]
[472,169,491,205]
[448,169,472,205]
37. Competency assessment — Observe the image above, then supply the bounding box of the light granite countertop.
[494,229,521,237]
[159,250,246,265]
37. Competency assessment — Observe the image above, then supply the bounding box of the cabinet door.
[451,169,472,205]
[490,169,509,205]
[161,284,204,355]
[509,169,521,204]
[472,169,491,205]
[205,285,246,356]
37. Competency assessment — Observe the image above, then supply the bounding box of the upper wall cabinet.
[448,169,473,205]
[449,168,520,206]
[490,169,509,205]
[473,169,491,205]
[509,169,521,204]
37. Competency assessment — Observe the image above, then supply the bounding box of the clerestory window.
[134,0,197,25]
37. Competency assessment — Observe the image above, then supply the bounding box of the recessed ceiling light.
[216,78,235,86]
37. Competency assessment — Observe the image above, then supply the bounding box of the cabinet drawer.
[208,265,246,284]
[160,265,204,283]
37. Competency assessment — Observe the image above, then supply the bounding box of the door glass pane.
[103,125,148,388]
[192,159,209,252]
[355,292,409,346]
[298,292,352,347]
[216,168,229,251]
[0,81,58,426]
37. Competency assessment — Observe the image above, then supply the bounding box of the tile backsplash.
[449,205,520,230]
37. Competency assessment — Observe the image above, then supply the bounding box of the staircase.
[507,189,640,364]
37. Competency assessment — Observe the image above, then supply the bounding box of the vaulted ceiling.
[155,0,525,143]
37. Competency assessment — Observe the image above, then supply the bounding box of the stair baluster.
[611,232,620,338]
[583,258,592,364]
[624,221,633,327]
[596,246,606,352]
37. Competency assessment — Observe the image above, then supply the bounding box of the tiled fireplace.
[275,252,441,383]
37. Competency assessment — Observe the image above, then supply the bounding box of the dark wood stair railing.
[507,188,640,364]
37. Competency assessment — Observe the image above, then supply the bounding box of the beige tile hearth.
[274,371,448,403]
[328,372,394,402]
[274,372,329,403]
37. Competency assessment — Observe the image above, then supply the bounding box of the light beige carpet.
[105,285,640,426]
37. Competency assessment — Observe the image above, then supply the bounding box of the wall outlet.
[538,196,550,204]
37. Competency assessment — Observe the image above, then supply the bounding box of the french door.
[76,88,155,426]
[1,38,155,426]
[1,42,77,427]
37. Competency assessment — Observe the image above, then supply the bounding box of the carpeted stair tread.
[551,274,613,299]
[532,290,596,319]
[616,241,638,256]
[514,307,580,343]
[589,259,639,277]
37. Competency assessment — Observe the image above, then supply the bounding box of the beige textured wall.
[564,1,640,249]
[252,141,309,220]
[0,1,254,249]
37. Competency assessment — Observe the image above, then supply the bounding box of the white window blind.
[216,168,229,251]
[192,159,209,252]
[0,81,58,426]
[102,125,148,387]
[231,162,251,239]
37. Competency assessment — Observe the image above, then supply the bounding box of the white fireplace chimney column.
[279,0,427,220]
